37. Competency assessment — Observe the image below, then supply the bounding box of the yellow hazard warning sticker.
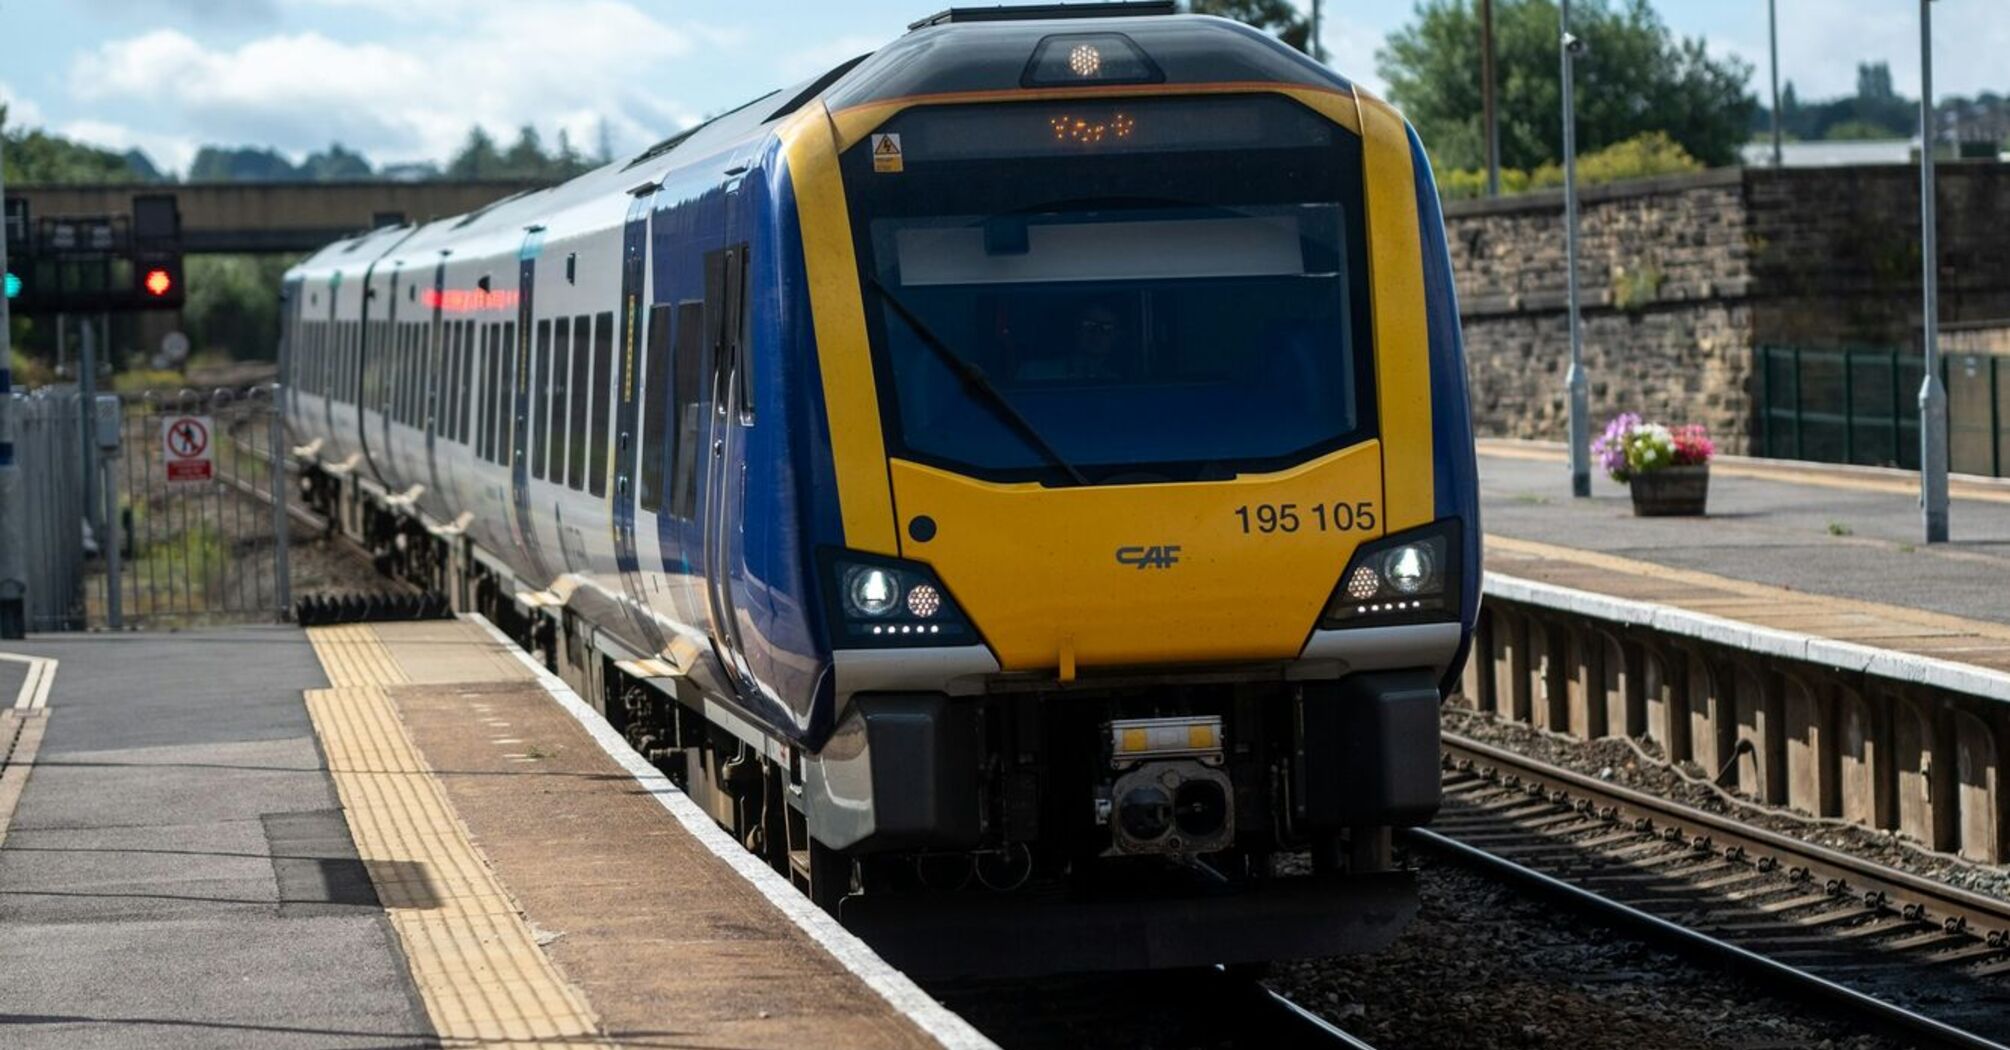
[871,133,904,173]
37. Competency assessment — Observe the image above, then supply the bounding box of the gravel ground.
[1443,704,2010,904]
[1266,856,1903,1050]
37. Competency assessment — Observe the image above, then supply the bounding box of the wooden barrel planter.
[1629,464,1709,516]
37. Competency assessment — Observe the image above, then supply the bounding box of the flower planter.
[1629,464,1709,517]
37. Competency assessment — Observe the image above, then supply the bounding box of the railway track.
[1414,732,2010,1050]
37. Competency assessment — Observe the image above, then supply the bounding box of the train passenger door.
[379,263,403,476]
[509,227,555,584]
[612,193,665,651]
[701,242,756,693]
[355,261,388,488]
[423,256,447,502]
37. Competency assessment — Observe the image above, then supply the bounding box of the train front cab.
[785,19,1481,977]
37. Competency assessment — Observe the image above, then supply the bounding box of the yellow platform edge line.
[302,630,602,1049]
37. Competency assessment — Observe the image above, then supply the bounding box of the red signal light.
[143,268,174,297]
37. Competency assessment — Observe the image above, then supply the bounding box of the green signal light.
[2,271,18,299]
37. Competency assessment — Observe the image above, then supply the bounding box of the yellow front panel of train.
[890,443,1384,671]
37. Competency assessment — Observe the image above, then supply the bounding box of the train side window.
[458,321,476,444]
[427,321,442,433]
[460,321,476,446]
[390,325,403,423]
[703,243,753,424]
[500,322,518,464]
[473,325,489,458]
[392,325,405,423]
[505,322,519,464]
[437,322,454,436]
[668,300,704,520]
[485,324,504,462]
[399,325,413,424]
[409,324,423,426]
[490,324,507,462]
[732,248,754,421]
[567,315,590,490]
[532,320,552,480]
[359,326,373,412]
[549,316,571,483]
[637,304,674,512]
[589,309,614,498]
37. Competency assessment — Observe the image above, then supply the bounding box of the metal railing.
[11,389,89,630]
[1757,345,2008,478]
[2,383,293,631]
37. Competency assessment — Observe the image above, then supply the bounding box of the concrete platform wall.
[1458,596,2010,864]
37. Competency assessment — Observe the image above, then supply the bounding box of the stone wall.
[1442,163,2010,452]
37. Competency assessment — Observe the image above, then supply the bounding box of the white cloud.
[57,118,200,173]
[777,33,882,85]
[67,1,704,165]
[1317,15,1388,97]
[0,81,45,129]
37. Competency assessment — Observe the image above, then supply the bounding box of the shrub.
[1440,132,1705,200]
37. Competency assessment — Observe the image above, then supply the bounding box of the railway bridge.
[7,179,552,254]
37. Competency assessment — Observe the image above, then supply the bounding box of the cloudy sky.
[2,0,2006,175]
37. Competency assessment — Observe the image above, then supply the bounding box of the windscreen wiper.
[867,277,1091,487]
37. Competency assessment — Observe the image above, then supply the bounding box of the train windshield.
[842,94,1376,484]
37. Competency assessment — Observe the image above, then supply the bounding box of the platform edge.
[462,614,1000,1050]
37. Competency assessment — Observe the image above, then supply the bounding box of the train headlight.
[1319,523,1461,627]
[846,567,900,618]
[1023,33,1163,88]
[905,583,942,619]
[1384,544,1435,595]
[826,553,978,648]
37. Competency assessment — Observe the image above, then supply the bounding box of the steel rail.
[1442,732,2010,945]
[1249,983,1379,1049]
[1407,826,2008,1050]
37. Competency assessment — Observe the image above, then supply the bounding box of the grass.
[1827,521,1854,537]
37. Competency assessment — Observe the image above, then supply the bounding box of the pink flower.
[1670,424,1715,466]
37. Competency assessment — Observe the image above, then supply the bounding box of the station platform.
[0,620,991,1050]
[1479,440,2010,677]
[1471,441,2010,862]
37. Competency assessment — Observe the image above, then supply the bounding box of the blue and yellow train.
[283,3,1479,976]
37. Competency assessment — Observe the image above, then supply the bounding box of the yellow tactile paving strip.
[305,627,605,1049]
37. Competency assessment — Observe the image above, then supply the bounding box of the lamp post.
[1562,1,1590,498]
[0,127,24,638]
[1769,0,1784,167]
[1484,0,1501,196]
[1918,0,1949,542]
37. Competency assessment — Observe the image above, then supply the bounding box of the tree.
[1379,0,1754,171]
[183,255,296,362]
[446,126,503,178]
[1,103,159,184]
[1182,0,1310,52]
[189,145,299,181]
[301,143,372,180]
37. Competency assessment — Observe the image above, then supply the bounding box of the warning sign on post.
[162,415,214,485]
[870,133,903,173]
